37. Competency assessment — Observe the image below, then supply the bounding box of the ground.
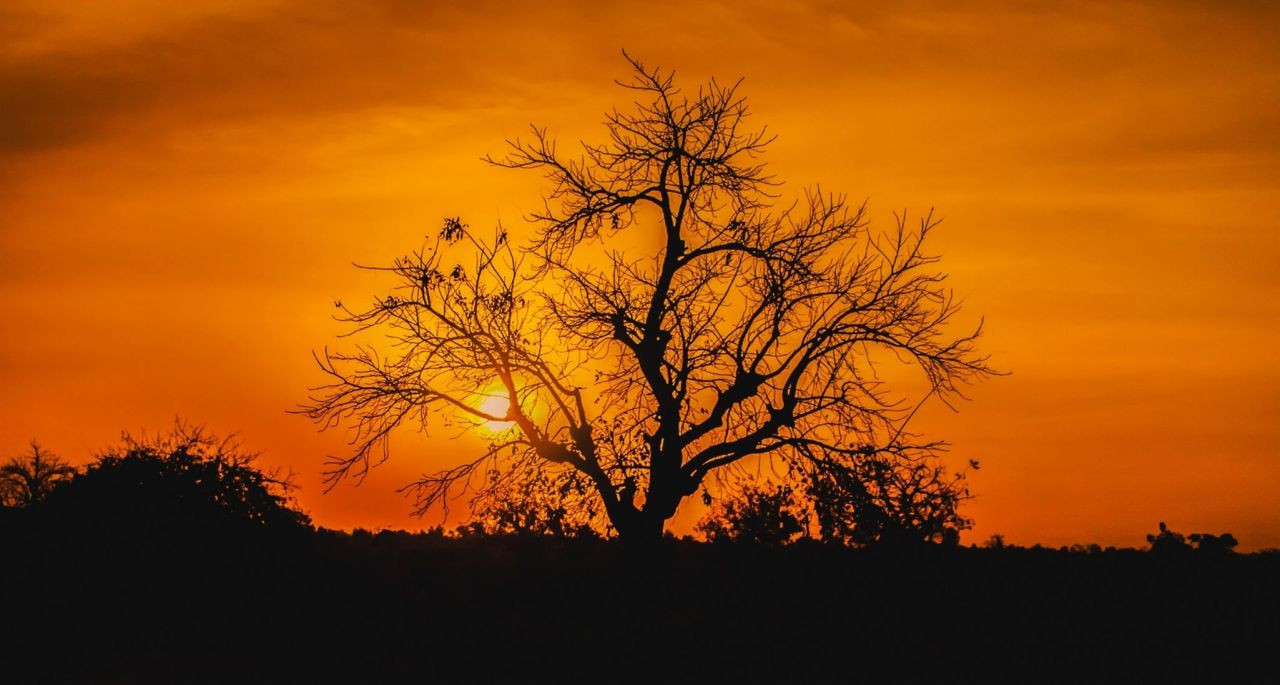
[4,523,1277,683]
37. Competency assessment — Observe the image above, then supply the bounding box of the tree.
[304,55,994,541]
[1147,522,1239,556]
[1146,521,1190,554]
[0,441,77,508]
[806,455,973,546]
[460,467,600,538]
[41,423,310,532]
[695,479,806,546]
[694,456,971,547]
[1188,532,1238,555]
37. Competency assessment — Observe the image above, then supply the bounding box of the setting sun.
[478,394,514,432]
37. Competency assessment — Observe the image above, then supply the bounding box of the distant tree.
[1147,522,1240,555]
[41,423,310,532]
[304,54,994,541]
[1146,521,1190,554]
[696,480,806,546]
[463,467,599,537]
[1188,532,1238,555]
[0,441,77,508]
[806,456,972,546]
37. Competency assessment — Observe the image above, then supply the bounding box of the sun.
[478,394,515,432]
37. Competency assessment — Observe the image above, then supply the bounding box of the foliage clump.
[806,457,971,546]
[458,467,600,538]
[694,457,972,547]
[1147,521,1238,555]
[695,480,806,546]
[42,423,310,532]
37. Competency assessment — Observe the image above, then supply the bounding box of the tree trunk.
[612,509,666,543]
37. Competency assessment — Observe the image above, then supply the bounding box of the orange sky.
[2,0,1278,549]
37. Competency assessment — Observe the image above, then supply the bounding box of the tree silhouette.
[0,440,77,508]
[305,55,994,540]
[1147,521,1190,554]
[461,467,600,537]
[1147,522,1240,556]
[41,423,310,532]
[695,480,806,546]
[1188,532,1238,555]
[806,455,972,546]
[694,456,971,547]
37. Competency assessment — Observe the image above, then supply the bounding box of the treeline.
[3,426,1278,683]
[0,424,1263,555]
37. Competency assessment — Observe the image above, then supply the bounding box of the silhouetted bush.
[462,467,601,538]
[695,481,806,545]
[37,423,309,538]
[807,457,970,546]
[693,459,971,548]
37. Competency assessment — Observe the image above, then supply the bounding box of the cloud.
[0,1,601,157]
[4,0,1277,168]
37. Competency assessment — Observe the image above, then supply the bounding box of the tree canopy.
[305,55,994,540]
[0,441,77,509]
[40,423,310,533]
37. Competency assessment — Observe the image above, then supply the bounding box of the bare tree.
[303,55,994,540]
[0,440,78,508]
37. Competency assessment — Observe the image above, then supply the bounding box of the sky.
[2,0,1278,548]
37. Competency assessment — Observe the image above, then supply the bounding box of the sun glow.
[478,394,515,433]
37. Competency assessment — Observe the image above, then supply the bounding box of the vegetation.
[695,480,806,545]
[21,423,310,535]
[458,468,599,537]
[806,456,972,546]
[0,441,77,508]
[2,424,1273,683]
[693,455,973,547]
[5,511,1277,683]
[304,56,994,540]
[1147,521,1240,555]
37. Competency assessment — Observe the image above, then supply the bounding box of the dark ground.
[4,521,1278,684]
